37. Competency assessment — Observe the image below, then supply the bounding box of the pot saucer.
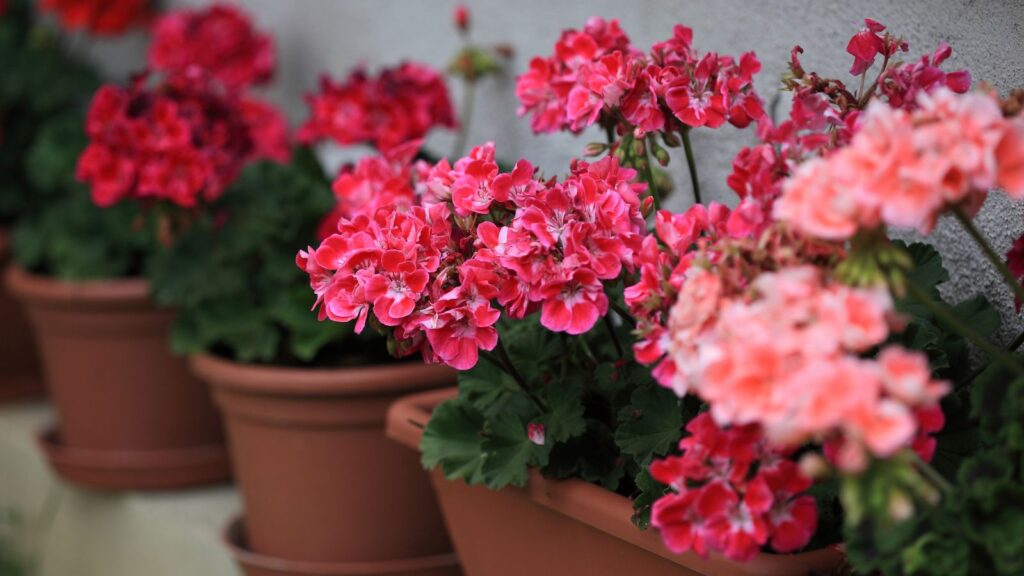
[37,427,232,491]
[0,372,44,404]
[224,517,462,576]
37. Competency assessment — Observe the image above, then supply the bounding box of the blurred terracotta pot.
[5,266,229,490]
[192,354,460,576]
[387,388,848,576]
[0,229,43,403]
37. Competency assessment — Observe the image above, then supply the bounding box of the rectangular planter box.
[386,387,846,576]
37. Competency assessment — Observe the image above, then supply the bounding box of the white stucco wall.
[79,0,1024,342]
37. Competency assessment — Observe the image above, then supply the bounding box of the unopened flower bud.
[798,452,831,480]
[584,142,607,157]
[661,130,681,148]
[641,195,655,218]
[651,140,670,167]
[632,138,646,157]
[527,423,546,446]
[888,490,915,522]
[454,4,469,33]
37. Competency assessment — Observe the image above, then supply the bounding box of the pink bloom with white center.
[540,268,609,335]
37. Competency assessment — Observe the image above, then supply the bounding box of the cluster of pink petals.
[625,201,768,385]
[776,88,1024,239]
[666,265,948,472]
[77,71,290,208]
[300,144,646,370]
[316,140,423,240]
[298,62,457,153]
[650,413,817,561]
[148,3,275,92]
[515,19,764,134]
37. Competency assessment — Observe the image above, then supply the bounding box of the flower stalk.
[951,206,1024,306]
[680,126,702,205]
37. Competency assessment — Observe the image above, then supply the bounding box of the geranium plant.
[300,14,1024,571]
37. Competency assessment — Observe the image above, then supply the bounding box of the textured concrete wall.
[77,0,1024,342]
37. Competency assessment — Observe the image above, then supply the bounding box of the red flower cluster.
[300,143,645,369]
[298,62,457,153]
[40,0,146,35]
[149,4,275,92]
[650,413,817,561]
[516,18,764,135]
[77,71,289,208]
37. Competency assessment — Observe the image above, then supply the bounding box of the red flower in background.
[149,4,275,91]
[77,71,289,208]
[298,62,457,153]
[40,0,147,36]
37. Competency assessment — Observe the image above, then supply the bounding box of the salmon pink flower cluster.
[300,143,645,369]
[650,414,817,561]
[148,3,275,92]
[77,71,289,208]
[668,266,948,471]
[776,88,1024,238]
[40,0,147,36]
[726,22,970,219]
[298,62,457,153]
[516,19,764,135]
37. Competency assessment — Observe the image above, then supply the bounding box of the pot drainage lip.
[37,427,232,491]
[223,516,461,575]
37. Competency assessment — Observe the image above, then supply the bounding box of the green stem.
[905,280,1024,374]
[453,78,477,158]
[952,206,1024,306]
[912,452,954,495]
[680,127,702,205]
[961,328,1024,386]
[608,297,637,328]
[643,147,662,211]
[603,314,624,357]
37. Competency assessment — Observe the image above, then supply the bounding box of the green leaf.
[614,384,684,466]
[458,359,529,417]
[537,377,586,443]
[480,412,550,489]
[944,295,1001,339]
[420,398,486,485]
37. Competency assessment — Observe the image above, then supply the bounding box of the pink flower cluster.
[148,4,275,92]
[299,144,645,369]
[77,72,290,208]
[515,19,764,135]
[625,202,770,385]
[776,88,1024,239]
[298,62,457,153]
[666,266,948,472]
[650,413,817,561]
[40,0,147,36]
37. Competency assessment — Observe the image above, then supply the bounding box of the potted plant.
[295,15,1016,575]
[178,6,508,575]
[0,0,102,401]
[6,3,288,490]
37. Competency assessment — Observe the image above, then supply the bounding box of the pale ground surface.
[0,399,241,576]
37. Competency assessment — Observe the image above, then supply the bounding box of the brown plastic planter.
[5,266,229,490]
[191,354,461,576]
[387,388,848,576]
[0,229,43,403]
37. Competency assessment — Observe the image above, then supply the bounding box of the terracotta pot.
[0,229,43,403]
[192,354,460,575]
[5,266,229,490]
[387,388,848,576]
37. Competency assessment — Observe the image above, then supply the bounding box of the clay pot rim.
[5,265,151,307]
[223,516,460,575]
[386,387,847,576]
[191,353,455,398]
[37,428,232,491]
